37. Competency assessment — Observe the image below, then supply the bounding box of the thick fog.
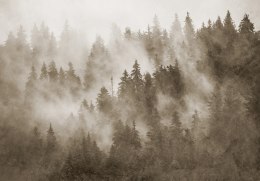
[0,0,260,180]
[0,0,260,43]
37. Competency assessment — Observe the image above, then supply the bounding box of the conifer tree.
[59,67,66,85]
[184,12,195,45]
[131,60,143,99]
[223,10,237,41]
[31,24,40,50]
[48,61,58,82]
[131,120,141,149]
[46,123,57,155]
[5,32,16,49]
[29,126,43,159]
[171,111,182,133]
[48,32,57,58]
[66,62,81,87]
[40,62,48,80]
[25,66,38,102]
[170,14,183,46]
[118,70,130,99]
[96,87,111,114]
[151,15,163,65]
[238,14,254,37]
[214,16,224,30]
[16,25,28,50]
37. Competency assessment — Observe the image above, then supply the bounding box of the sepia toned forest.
[0,10,260,180]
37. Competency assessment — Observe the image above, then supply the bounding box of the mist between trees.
[0,10,260,180]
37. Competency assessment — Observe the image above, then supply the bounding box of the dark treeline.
[0,11,260,180]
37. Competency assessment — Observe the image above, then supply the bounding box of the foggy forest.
[0,3,260,181]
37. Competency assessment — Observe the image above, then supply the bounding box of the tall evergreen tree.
[48,32,57,58]
[25,66,38,103]
[184,12,195,45]
[96,87,112,114]
[238,14,254,35]
[59,67,66,85]
[170,14,183,46]
[46,123,57,155]
[31,24,41,55]
[40,62,48,80]
[151,15,164,65]
[118,70,130,99]
[66,62,81,87]
[214,16,224,30]
[131,60,143,100]
[16,25,28,50]
[48,61,58,82]
[223,10,237,41]
[130,120,141,149]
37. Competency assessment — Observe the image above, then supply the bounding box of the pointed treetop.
[40,62,48,80]
[224,10,236,32]
[214,16,224,30]
[239,14,254,34]
[184,12,195,42]
[48,123,54,134]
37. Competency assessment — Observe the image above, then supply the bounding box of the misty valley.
[0,11,260,181]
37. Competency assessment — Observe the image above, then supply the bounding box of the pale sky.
[0,0,259,44]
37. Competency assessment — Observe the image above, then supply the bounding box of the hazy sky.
[0,0,259,44]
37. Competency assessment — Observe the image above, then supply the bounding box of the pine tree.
[40,22,50,41]
[214,16,224,30]
[48,61,58,82]
[170,14,183,46]
[223,10,237,41]
[31,24,40,51]
[46,123,57,155]
[239,14,254,34]
[131,120,141,149]
[152,15,163,65]
[207,19,212,32]
[88,36,106,61]
[112,120,125,147]
[184,12,195,45]
[144,73,157,116]
[48,32,57,58]
[171,111,182,132]
[60,20,71,48]
[40,62,48,80]
[173,59,184,98]
[66,62,81,87]
[16,25,28,50]
[5,32,16,48]
[144,25,153,59]
[124,27,132,40]
[84,36,108,90]
[96,87,111,114]
[59,67,66,85]
[131,60,143,100]
[191,110,202,142]
[118,70,130,99]
[212,16,224,45]
[25,66,38,102]
[29,126,43,159]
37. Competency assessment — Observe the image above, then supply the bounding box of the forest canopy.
[0,11,260,180]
